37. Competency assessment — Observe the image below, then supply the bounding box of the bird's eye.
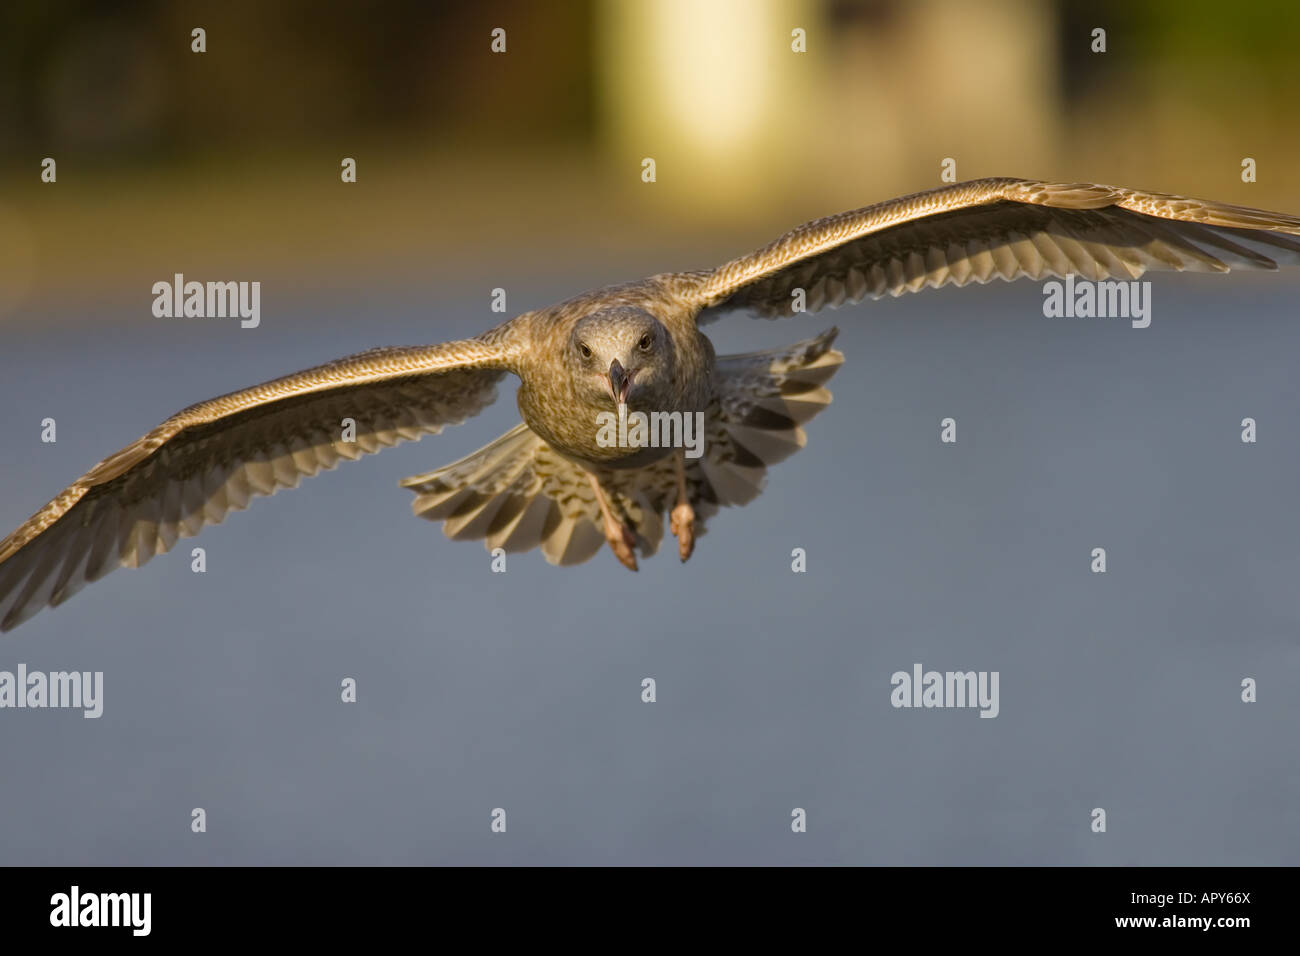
[578,342,591,359]
[638,334,652,351]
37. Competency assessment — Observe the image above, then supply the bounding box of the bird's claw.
[606,520,639,571]
[671,502,695,562]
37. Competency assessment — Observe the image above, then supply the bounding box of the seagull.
[3,177,1299,632]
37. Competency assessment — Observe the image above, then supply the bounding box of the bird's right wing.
[0,339,510,632]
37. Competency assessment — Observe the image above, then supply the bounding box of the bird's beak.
[608,359,632,406]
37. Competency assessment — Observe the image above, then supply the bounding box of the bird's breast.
[516,385,705,469]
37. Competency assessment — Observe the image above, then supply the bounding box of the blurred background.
[1,1,1298,866]
[2,0,1300,318]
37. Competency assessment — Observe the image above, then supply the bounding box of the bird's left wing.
[0,339,509,631]
[689,177,1300,321]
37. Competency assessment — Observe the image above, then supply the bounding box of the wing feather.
[692,177,1300,320]
[0,338,511,631]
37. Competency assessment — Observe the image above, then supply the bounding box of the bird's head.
[567,307,674,410]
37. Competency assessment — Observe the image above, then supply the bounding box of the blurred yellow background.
[1,0,1298,320]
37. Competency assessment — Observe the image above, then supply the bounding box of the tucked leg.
[670,450,695,562]
[586,471,638,571]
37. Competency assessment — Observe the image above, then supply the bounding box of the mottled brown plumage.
[3,177,1300,630]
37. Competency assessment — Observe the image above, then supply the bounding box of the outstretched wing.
[691,177,1300,320]
[402,329,843,563]
[0,339,510,631]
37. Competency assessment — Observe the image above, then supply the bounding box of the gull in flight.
[3,177,1299,631]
